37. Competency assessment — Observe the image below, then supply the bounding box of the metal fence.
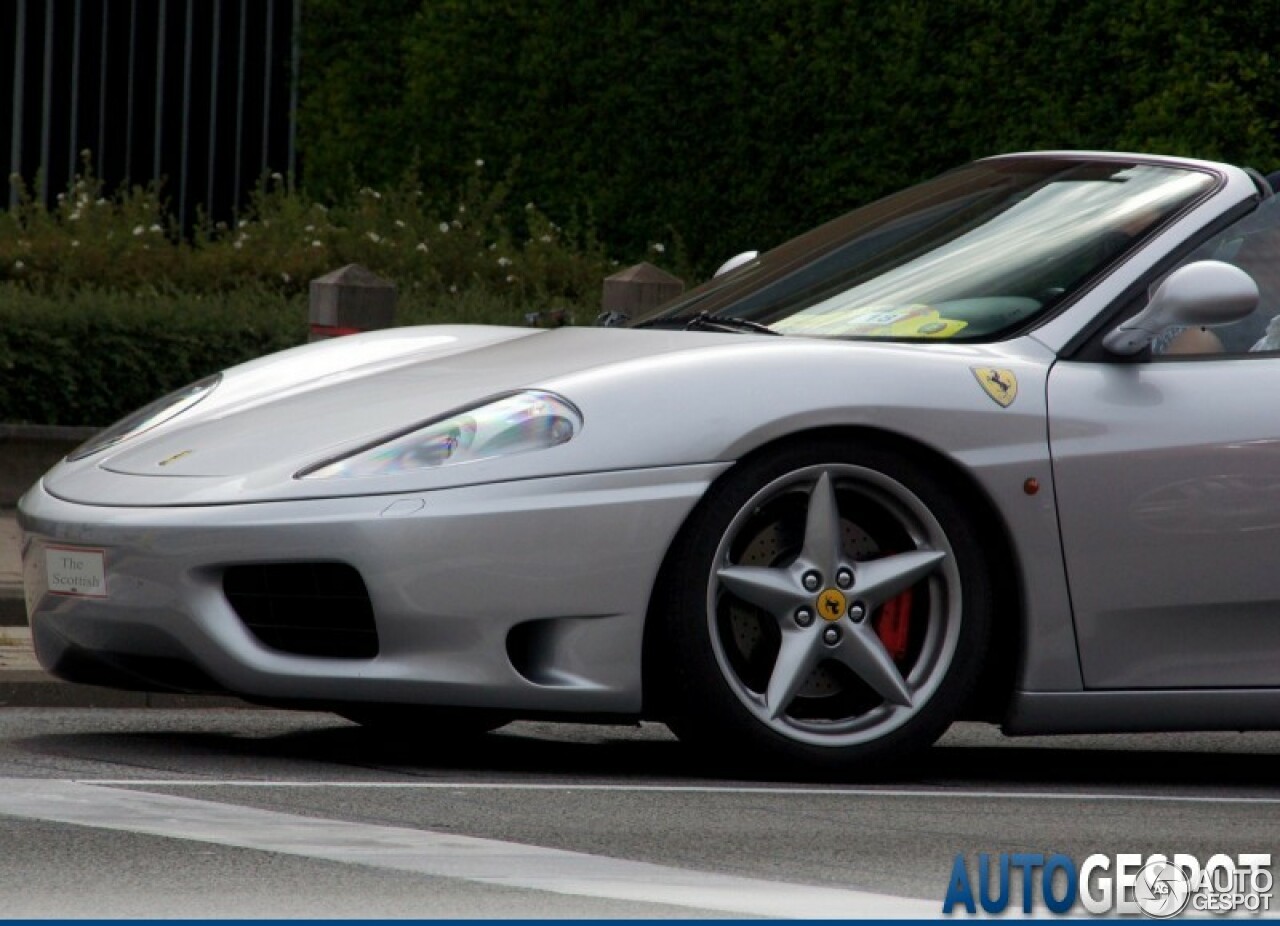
[2,0,300,227]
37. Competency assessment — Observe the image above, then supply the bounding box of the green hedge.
[0,165,616,427]
[299,0,1280,273]
[1,163,618,306]
[0,282,584,427]
[0,286,305,426]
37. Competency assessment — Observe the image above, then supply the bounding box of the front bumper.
[18,464,727,713]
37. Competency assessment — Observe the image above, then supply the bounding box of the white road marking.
[0,778,935,919]
[79,779,1280,804]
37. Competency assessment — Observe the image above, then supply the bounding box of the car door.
[1048,206,1280,690]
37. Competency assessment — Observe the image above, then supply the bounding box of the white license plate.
[44,545,108,599]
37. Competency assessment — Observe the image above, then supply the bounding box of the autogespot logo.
[942,852,1273,917]
[1134,860,1191,918]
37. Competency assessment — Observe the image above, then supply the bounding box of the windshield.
[636,158,1218,340]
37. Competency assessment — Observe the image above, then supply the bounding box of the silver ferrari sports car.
[20,151,1280,775]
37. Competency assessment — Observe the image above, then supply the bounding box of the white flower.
[304,224,315,232]
[505,274,516,283]
[56,192,65,202]
[366,231,382,243]
[458,204,466,213]
[539,234,551,243]
[449,284,457,293]
[233,241,242,250]
[95,198,106,206]
[438,222,449,233]
[149,224,162,233]
[475,158,485,167]
[651,242,665,253]
[281,272,291,283]
[13,260,24,270]
[525,202,534,211]
[69,212,80,221]
[497,256,512,267]
[415,242,428,253]
[311,240,323,248]
[70,240,80,248]
[394,219,406,228]
[488,243,497,250]
[133,225,145,236]
[271,172,283,182]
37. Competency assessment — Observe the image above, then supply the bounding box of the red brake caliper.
[874,590,913,661]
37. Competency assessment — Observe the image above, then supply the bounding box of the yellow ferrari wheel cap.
[972,367,1018,407]
[817,588,847,622]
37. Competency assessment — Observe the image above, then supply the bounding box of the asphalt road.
[2,709,1280,918]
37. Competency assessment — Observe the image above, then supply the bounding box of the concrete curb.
[0,596,25,627]
[2,506,23,626]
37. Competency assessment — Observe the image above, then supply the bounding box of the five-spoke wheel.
[656,441,991,775]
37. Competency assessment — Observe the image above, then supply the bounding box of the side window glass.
[1153,196,1280,356]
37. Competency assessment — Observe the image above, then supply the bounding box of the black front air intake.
[223,563,379,659]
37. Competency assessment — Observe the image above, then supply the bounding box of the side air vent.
[223,563,378,659]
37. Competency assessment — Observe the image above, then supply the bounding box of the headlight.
[67,374,222,461]
[299,390,582,479]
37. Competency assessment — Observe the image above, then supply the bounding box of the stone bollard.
[308,264,397,341]
[597,262,684,326]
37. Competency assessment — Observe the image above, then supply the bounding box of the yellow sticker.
[817,588,847,622]
[770,304,967,338]
[157,449,194,467]
[972,367,1018,407]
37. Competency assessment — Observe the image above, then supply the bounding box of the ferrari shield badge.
[971,367,1018,407]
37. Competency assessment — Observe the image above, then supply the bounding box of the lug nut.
[836,567,854,589]
[802,571,822,592]
[795,608,814,628]
[823,626,841,645]
[848,602,867,622]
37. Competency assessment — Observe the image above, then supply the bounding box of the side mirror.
[714,250,759,278]
[1102,260,1259,355]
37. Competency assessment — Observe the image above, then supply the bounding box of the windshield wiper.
[682,311,781,336]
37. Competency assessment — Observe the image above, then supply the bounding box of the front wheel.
[655,442,993,777]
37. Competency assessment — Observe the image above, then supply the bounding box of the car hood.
[42,324,752,505]
[95,325,631,478]
[40,323,1052,507]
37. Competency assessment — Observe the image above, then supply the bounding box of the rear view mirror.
[1102,260,1259,355]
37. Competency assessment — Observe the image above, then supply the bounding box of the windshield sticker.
[772,304,967,338]
[971,367,1018,407]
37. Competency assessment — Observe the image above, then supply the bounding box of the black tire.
[653,439,993,778]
